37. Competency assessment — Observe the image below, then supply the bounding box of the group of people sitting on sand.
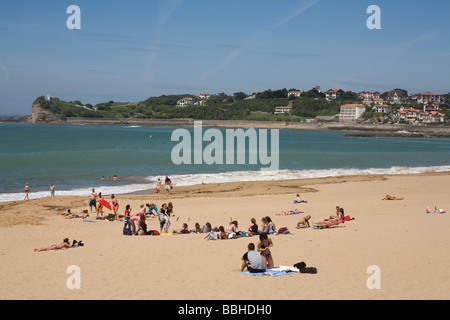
[240,233,275,273]
[205,215,286,240]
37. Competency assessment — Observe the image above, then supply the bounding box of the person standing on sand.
[111,194,119,219]
[165,176,172,194]
[24,183,30,201]
[50,184,56,197]
[155,178,162,194]
[257,232,274,270]
[89,188,97,214]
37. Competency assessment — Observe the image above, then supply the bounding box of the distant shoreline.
[1,115,450,137]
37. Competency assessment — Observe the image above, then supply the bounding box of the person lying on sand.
[34,238,83,252]
[313,218,342,228]
[383,195,404,200]
[59,209,89,219]
[276,209,303,216]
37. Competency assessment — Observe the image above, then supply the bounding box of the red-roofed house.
[410,92,445,104]
[325,89,344,101]
[198,93,212,100]
[177,97,195,107]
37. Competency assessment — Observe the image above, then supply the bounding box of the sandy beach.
[0,173,449,300]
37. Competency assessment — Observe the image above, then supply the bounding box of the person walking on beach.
[24,183,30,201]
[89,189,97,214]
[50,184,56,197]
[154,178,162,194]
[159,203,169,233]
[165,176,172,194]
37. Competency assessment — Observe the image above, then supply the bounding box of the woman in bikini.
[111,195,119,219]
[257,233,274,270]
[34,238,72,252]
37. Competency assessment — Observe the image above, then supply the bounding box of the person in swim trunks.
[89,188,97,213]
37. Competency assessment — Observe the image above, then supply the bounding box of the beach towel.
[240,266,299,277]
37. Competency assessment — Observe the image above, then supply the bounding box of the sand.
[0,173,449,300]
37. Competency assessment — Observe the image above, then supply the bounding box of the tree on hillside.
[302,88,325,99]
[233,92,247,101]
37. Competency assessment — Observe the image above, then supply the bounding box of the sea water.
[0,122,449,202]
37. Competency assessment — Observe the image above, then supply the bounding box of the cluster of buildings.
[176,93,211,107]
[339,89,447,124]
[176,89,447,124]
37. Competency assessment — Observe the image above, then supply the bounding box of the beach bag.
[294,261,317,274]
[294,262,307,270]
[278,227,289,234]
[300,267,318,274]
[124,228,132,236]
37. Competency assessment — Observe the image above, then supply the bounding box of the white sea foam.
[1,166,449,203]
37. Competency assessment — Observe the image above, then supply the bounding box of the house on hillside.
[385,90,407,104]
[198,93,212,100]
[324,89,344,101]
[374,104,391,114]
[177,97,195,107]
[410,92,445,104]
[288,90,303,98]
[274,102,293,115]
[360,91,380,101]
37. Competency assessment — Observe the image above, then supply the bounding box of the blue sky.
[1,0,449,116]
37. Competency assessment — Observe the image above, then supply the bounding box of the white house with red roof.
[177,97,195,107]
[410,92,445,104]
[324,89,344,101]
